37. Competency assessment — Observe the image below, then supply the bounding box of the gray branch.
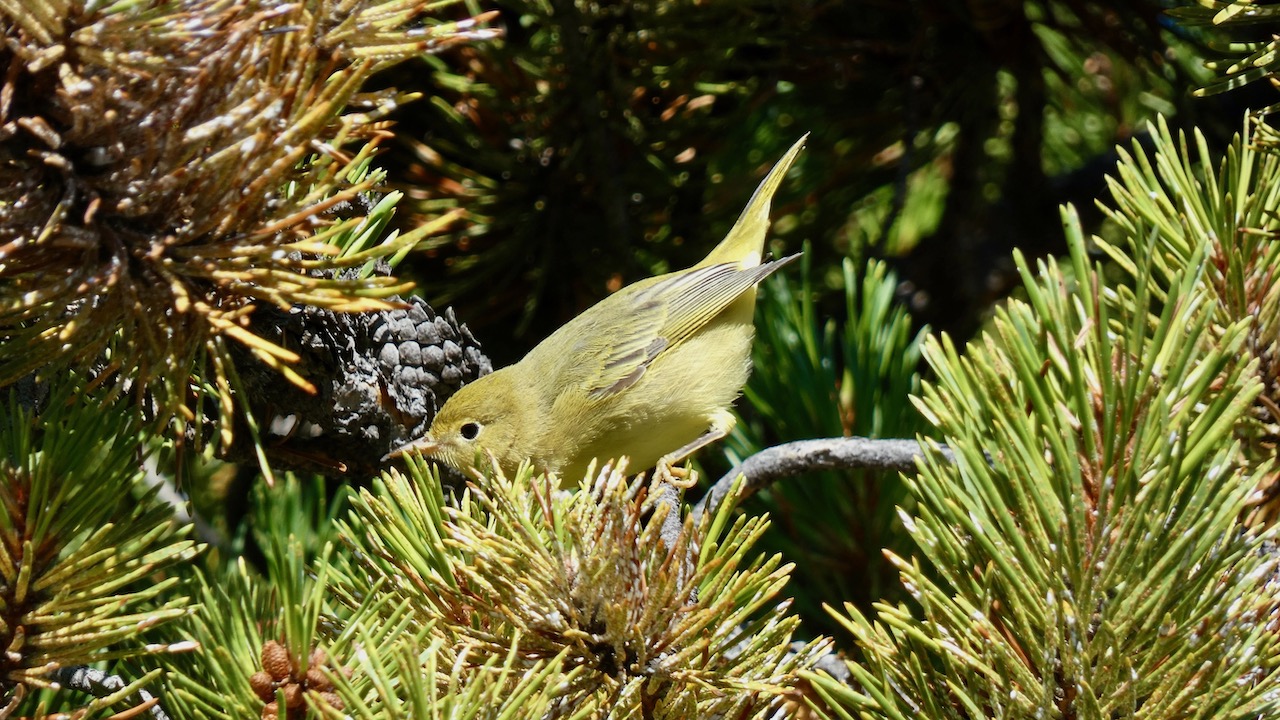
[693,437,950,522]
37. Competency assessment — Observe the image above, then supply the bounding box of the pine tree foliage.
[139,460,826,720]
[319,628,588,720]
[734,257,926,448]
[149,477,352,720]
[807,129,1280,715]
[1098,116,1280,522]
[163,540,369,719]
[390,0,807,341]
[158,561,290,720]
[0,385,200,712]
[0,0,494,437]
[8,2,1280,718]
[332,460,828,718]
[797,6,1280,716]
[392,0,1192,353]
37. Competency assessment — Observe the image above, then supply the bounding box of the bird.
[388,135,807,486]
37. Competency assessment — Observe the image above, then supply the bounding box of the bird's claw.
[656,461,698,489]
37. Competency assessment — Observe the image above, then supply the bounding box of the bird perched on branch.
[389,135,807,486]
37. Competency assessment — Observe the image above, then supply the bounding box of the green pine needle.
[809,197,1280,718]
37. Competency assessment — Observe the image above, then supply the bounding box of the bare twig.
[693,437,949,522]
[654,482,686,553]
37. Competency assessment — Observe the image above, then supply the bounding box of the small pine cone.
[309,647,327,667]
[280,682,303,709]
[317,692,344,712]
[306,666,332,692]
[262,701,279,720]
[261,640,291,680]
[249,671,276,702]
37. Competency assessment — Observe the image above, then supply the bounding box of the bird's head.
[388,369,528,476]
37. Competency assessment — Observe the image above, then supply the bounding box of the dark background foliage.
[377,0,1245,360]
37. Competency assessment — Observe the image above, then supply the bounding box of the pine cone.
[228,295,491,479]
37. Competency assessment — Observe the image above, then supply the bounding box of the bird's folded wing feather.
[585,256,798,399]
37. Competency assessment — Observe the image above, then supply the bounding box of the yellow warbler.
[392,135,806,483]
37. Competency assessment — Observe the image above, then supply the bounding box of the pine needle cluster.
[1099,116,1280,523]
[146,461,826,719]
[0,0,493,434]
[333,460,828,717]
[807,120,1280,717]
[0,386,199,713]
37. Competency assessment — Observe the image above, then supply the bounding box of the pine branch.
[0,0,498,441]
[810,194,1280,718]
[332,459,829,717]
[694,437,950,523]
[0,381,200,712]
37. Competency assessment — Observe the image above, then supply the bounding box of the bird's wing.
[584,255,799,399]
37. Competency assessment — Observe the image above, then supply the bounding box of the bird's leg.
[655,412,736,489]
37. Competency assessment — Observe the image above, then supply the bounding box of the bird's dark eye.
[460,422,482,440]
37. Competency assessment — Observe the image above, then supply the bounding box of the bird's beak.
[382,436,440,462]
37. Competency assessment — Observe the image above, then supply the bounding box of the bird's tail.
[696,133,808,270]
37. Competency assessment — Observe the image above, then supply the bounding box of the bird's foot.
[656,461,698,489]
